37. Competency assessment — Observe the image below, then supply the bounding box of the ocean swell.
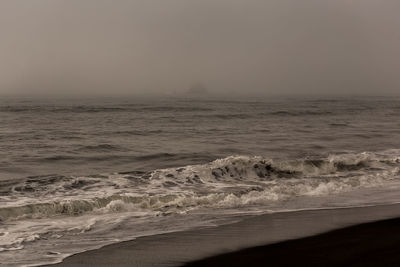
[1,150,399,223]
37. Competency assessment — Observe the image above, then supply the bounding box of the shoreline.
[44,203,400,267]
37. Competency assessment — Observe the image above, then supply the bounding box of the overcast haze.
[1,0,400,97]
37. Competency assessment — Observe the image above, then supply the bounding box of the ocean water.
[1,96,400,266]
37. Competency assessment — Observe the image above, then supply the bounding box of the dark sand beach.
[185,217,400,267]
[3,1,400,266]
[47,203,400,267]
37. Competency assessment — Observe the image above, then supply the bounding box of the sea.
[1,95,400,266]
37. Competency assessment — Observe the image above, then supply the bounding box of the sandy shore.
[185,217,400,266]
[46,203,400,267]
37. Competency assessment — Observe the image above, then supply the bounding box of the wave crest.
[1,150,400,222]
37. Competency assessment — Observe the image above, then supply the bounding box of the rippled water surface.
[1,96,400,179]
[1,96,400,266]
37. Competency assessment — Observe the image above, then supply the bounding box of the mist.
[1,0,399,97]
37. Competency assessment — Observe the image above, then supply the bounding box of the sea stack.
[186,83,208,97]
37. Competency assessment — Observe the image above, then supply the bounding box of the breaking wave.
[2,150,400,222]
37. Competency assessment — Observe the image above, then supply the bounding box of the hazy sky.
[1,0,399,96]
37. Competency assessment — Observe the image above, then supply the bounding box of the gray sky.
[1,0,399,96]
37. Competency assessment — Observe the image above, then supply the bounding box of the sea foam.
[1,150,399,222]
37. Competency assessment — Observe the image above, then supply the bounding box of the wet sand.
[46,204,400,267]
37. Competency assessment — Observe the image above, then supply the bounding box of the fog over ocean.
[1,0,400,266]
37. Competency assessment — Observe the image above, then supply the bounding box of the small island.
[186,83,208,96]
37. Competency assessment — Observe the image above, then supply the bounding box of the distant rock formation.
[186,83,208,96]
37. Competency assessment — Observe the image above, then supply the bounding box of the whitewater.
[1,96,400,266]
